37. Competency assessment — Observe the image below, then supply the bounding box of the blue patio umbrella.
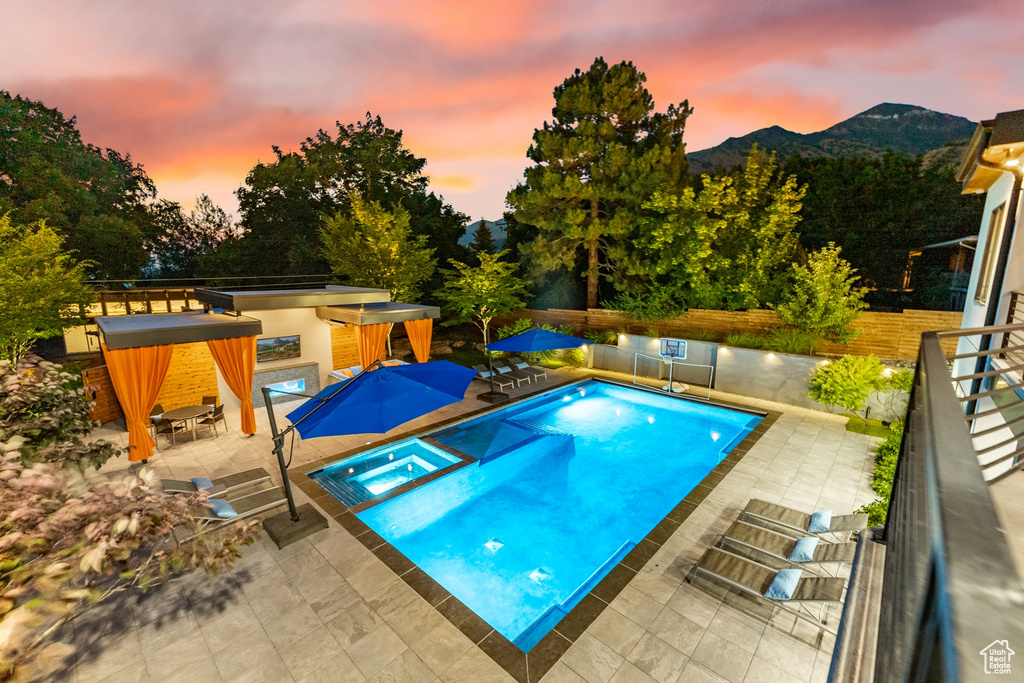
[285,360,478,439]
[485,328,590,353]
[480,328,590,401]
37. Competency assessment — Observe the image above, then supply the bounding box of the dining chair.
[154,418,185,449]
[199,404,226,437]
[201,395,218,407]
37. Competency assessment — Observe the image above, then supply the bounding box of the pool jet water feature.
[260,359,388,548]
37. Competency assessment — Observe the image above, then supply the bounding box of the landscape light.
[581,344,588,352]
[619,334,627,342]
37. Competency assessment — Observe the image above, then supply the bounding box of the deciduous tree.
[508,58,691,308]
[0,216,93,362]
[622,147,804,313]
[227,114,461,277]
[0,92,158,279]
[437,251,530,346]
[148,194,239,280]
[320,195,435,302]
[774,243,868,343]
[0,356,256,681]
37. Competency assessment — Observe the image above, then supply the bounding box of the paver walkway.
[35,371,880,683]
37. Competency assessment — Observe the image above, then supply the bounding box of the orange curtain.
[102,343,174,462]
[356,323,389,369]
[207,336,258,435]
[404,318,433,363]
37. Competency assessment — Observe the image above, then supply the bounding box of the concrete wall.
[591,335,908,421]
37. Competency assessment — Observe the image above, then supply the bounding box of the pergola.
[95,311,263,462]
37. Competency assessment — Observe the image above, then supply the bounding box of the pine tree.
[471,218,496,257]
[507,58,691,308]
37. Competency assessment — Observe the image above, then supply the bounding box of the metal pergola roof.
[95,311,263,350]
[316,302,440,326]
[193,285,391,312]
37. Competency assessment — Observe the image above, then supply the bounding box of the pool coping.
[290,377,780,683]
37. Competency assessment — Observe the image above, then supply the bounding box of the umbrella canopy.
[285,361,477,439]
[485,328,590,353]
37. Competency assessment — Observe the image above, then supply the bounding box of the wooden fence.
[497,307,963,360]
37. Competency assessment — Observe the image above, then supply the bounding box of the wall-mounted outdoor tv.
[256,335,301,363]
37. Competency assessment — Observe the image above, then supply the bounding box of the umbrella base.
[263,504,329,549]
[477,390,511,405]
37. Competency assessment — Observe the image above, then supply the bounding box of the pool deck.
[40,369,880,683]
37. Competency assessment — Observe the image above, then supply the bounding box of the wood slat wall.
[154,342,219,411]
[330,324,362,369]
[497,307,963,360]
[83,366,123,424]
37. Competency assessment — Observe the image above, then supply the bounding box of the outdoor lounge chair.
[740,499,868,541]
[175,486,288,542]
[718,519,857,574]
[162,467,272,497]
[509,356,547,381]
[472,364,515,392]
[492,361,533,387]
[692,546,847,634]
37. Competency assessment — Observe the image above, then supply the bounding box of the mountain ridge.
[687,103,976,173]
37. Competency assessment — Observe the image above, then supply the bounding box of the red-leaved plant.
[0,356,257,680]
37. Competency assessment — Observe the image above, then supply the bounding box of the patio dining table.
[161,404,213,442]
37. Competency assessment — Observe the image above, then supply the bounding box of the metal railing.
[871,325,1024,681]
[943,323,1024,482]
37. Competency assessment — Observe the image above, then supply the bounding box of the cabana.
[95,311,263,462]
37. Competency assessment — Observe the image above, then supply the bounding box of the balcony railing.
[850,323,1024,681]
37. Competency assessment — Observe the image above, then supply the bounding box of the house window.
[975,202,1007,306]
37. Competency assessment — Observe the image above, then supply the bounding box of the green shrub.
[683,328,719,343]
[807,354,884,425]
[857,422,904,525]
[496,317,533,341]
[563,347,585,367]
[763,327,820,355]
[643,327,661,338]
[878,367,914,422]
[723,332,764,349]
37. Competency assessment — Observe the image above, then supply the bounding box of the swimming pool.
[345,380,762,651]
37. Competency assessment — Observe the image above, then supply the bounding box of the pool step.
[505,418,572,437]
[310,476,368,508]
[513,539,636,652]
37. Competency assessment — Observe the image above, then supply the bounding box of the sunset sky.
[5,0,1023,222]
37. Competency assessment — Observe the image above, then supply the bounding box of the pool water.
[355,380,762,651]
[311,440,460,507]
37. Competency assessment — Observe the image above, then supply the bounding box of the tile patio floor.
[38,370,880,683]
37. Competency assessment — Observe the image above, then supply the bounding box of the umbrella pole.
[488,351,495,395]
[259,387,329,548]
[263,387,300,521]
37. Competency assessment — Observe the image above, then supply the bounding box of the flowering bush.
[0,356,257,680]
